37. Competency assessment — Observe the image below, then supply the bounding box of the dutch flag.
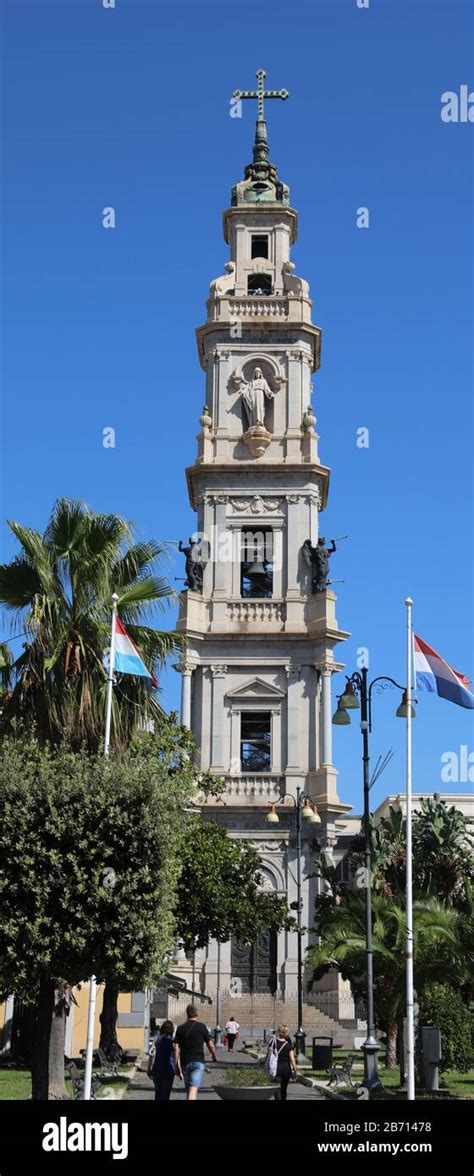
[414,634,474,710]
[113,616,157,686]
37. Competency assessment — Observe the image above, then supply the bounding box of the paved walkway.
[126,1049,324,1101]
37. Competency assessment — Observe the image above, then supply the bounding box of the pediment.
[226,677,286,701]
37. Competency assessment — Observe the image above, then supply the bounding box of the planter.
[214,1085,276,1101]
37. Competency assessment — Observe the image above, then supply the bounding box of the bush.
[223,1066,274,1087]
[420,983,472,1073]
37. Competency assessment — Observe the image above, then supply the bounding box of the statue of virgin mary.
[241,367,274,428]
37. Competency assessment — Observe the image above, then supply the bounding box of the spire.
[231,69,290,207]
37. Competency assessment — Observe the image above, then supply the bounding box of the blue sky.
[1,0,473,811]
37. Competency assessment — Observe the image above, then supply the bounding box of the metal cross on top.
[233,68,289,121]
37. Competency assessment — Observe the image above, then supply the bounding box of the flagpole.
[104,592,119,757]
[405,596,415,1100]
[83,592,119,1099]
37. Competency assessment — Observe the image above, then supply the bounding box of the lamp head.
[266,804,280,824]
[340,683,360,710]
[307,804,321,824]
[332,700,351,725]
[396,690,416,719]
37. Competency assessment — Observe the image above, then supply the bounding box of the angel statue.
[302,536,337,594]
[179,538,206,592]
[241,366,275,428]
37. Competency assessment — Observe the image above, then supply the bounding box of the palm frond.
[117,577,176,609]
[0,559,45,611]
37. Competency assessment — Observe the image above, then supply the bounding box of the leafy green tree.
[349,795,474,908]
[0,498,182,751]
[309,892,466,1080]
[174,820,292,951]
[419,983,472,1073]
[0,725,197,1099]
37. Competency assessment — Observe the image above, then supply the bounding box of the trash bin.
[312,1035,333,1070]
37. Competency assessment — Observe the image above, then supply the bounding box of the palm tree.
[0,497,183,750]
[309,893,466,1080]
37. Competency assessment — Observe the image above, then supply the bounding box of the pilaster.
[209,664,228,771]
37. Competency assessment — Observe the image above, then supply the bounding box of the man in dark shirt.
[174,1004,218,1100]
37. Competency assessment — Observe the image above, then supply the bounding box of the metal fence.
[156,987,367,1037]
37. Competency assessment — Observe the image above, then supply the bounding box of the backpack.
[264,1035,286,1079]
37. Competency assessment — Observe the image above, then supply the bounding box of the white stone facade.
[176,127,352,1004]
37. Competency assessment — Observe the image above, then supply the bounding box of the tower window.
[247,274,272,296]
[251,235,269,259]
[241,712,271,772]
[241,529,273,598]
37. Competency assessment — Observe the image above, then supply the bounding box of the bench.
[66,1060,101,1099]
[96,1047,119,1078]
[327,1053,357,1089]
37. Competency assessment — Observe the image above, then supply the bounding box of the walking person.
[271,1025,297,1101]
[224,1015,240,1052]
[147,1020,175,1101]
[173,1004,218,1101]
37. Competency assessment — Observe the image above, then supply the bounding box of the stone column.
[180,665,193,729]
[229,707,241,776]
[272,526,283,599]
[320,664,333,765]
[210,664,227,770]
[200,667,212,770]
[285,496,301,594]
[285,666,302,771]
[210,497,229,632]
[231,527,242,597]
[270,707,282,774]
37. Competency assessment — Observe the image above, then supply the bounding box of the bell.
[246,559,267,580]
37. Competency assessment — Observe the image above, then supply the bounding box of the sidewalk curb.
[297,1075,347,1100]
[99,1064,138,1101]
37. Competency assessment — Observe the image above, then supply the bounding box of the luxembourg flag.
[113,616,157,686]
[414,634,474,710]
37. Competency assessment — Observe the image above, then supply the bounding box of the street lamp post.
[333,668,414,1090]
[294,788,304,1063]
[266,788,321,1064]
[214,940,223,1047]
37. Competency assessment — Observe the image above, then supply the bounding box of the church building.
[174,71,353,1029]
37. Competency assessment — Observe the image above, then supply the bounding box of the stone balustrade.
[177,590,340,637]
[228,297,289,319]
[227,600,285,624]
[223,774,285,800]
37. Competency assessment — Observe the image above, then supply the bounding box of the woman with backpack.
[266,1025,297,1101]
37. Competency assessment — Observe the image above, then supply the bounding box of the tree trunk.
[386,1024,397,1069]
[48,989,67,1099]
[99,978,120,1057]
[31,973,55,1101]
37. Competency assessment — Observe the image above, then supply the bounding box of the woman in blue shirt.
[148,1020,175,1101]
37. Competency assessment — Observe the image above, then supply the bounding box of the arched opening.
[240,528,274,598]
[247,273,273,296]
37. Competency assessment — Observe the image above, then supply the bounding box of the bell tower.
[176,73,351,1006]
